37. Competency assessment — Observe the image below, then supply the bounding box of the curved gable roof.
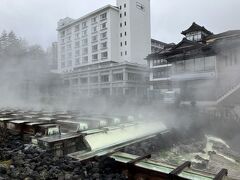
[182,22,213,36]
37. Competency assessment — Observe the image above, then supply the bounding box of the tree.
[0,30,8,56]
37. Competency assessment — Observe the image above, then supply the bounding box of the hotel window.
[92,54,98,61]
[125,41,127,46]
[124,21,127,26]
[101,42,107,50]
[75,58,80,65]
[120,23,122,27]
[121,52,123,56]
[119,5,122,10]
[82,47,88,55]
[75,50,80,57]
[67,36,71,42]
[66,28,72,35]
[80,77,88,84]
[120,42,122,47]
[101,22,107,30]
[124,12,126,16]
[100,32,107,39]
[101,51,108,59]
[90,76,98,83]
[113,73,123,81]
[120,33,122,37]
[75,33,80,39]
[82,38,88,46]
[72,78,79,85]
[101,75,109,82]
[82,30,87,37]
[92,44,98,52]
[91,17,97,24]
[120,13,122,18]
[75,41,80,48]
[100,12,107,20]
[92,26,97,33]
[92,35,98,42]
[75,25,80,32]
[82,56,88,64]
[124,3,126,8]
[125,51,127,55]
[82,21,87,28]
[60,31,65,37]
[125,32,127,36]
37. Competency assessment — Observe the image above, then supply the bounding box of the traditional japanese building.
[147,22,240,105]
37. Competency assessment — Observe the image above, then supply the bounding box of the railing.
[216,76,240,104]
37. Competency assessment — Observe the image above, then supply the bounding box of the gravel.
[0,132,127,180]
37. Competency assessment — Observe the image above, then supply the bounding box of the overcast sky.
[0,0,240,49]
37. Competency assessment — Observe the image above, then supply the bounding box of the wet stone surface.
[0,133,126,180]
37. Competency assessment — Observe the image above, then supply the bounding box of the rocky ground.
[0,133,126,180]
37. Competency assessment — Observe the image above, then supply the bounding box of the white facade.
[57,0,151,73]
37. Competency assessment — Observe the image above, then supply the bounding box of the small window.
[100,12,107,20]
[92,26,97,33]
[82,30,87,37]
[92,44,98,52]
[101,42,107,49]
[125,51,127,55]
[125,41,127,45]
[120,23,122,27]
[121,52,123,56]
[120,14,122,18]
[82,38,88,46]
[125,32,127,36]
[120,33,122,37]
[61,31,65,37]
[92,35,98,42]
[101,51,108,59]
[100,32,107,39]
[101,22,107,30]
[92,54,98,61]
[75,33,80,39]
[124,21,127,26]
[120,42,122,47]
[120,6,122,9]
[124,12,126,16]
[124,3,126,8]
[82,47,88,55]
[75,25,80,32]
[91,17,97,23]
[101,75,109,82]
[82,21,87,28]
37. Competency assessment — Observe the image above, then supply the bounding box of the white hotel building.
[57,0,163,97]
[57,0,151,72]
